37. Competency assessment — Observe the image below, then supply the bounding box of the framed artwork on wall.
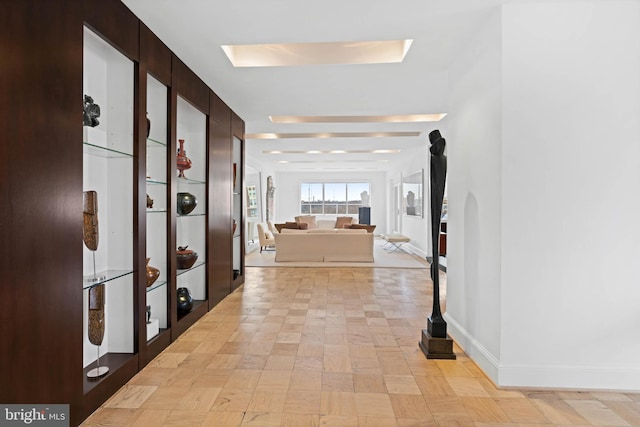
[403,169,423,217]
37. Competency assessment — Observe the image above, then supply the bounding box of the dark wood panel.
[172,300,208,339]
[172,55,209,114]
[0,0,83,414]
[231,111,245,140]
[209,109,233,305]
[140,23,172,86]
[79,354,138,422]
[83,0,139,61]
[141,329,171,366]
[210,91,231,127]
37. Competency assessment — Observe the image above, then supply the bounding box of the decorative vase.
[145,258,160,287]
[176,245,198,269]
[176,139,192,178]
[146,194,154,209]
[177,287,193,314]
[232,219,237,235]
[177,192,197,215]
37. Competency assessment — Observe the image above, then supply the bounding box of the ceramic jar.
[145,258,160,287]
[177,192,197,215]
[176,245,198,269]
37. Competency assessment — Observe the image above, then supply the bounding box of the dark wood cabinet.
[0,0,244,424]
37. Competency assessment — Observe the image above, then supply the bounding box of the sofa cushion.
[295,215,317,229]
[335,216,354,229]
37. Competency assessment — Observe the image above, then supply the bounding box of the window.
[300,182,370,215]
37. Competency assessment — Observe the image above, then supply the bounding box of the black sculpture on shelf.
[177,287,193,314]
[419,129,456,359]
[83,94,101,127]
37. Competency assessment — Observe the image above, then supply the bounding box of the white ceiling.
[122,0,513,172]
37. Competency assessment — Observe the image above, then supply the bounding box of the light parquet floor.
[82,267,640,426]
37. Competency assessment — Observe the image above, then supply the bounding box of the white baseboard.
[404,243,427,259]
[444,313,500,381]
[444,313,640,392]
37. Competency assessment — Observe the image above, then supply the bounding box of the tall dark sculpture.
[420,130,456,359]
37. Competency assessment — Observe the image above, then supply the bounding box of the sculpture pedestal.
[419,329,456,360]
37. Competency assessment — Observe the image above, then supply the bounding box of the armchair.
[256,223,275,253]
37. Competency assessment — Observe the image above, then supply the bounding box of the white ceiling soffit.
[122,0,508,171]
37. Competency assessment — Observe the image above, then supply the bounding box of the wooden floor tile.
[241,412,282,426]
[389,393,431,419]
[565,399,631,426]
[493,397,548,424]
[462,397,511,423]
[201,410,244,426]
[283,390,322,414]
[210,388,254,412]
[247,389,287,413]
[80,266,640,427]
[290,369,322,391]
[531,398,590,425]
[355,392,396,417]
[354,373,386,393]
[124,409,170,427]
[104,385,157,409]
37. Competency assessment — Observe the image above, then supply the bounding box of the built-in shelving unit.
[145,74,169,344]
[175,95,208,320]
[1,1,245,424]
[232,135,243,284]
[82,24,136,396]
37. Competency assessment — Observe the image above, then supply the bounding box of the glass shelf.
[146,279,167,293]
[147,208,167,213]
[177,213,205,218]
[147,137,166,148]
[177,177,206,185]
[146,178,167,185]
[176,261,205,276]
[82,269,133,290]
[83,141,133,158]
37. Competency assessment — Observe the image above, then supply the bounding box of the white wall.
[499,0,640,389]
[387,143,436,258]
[274,171,388,234]
[445,7,504,379]
[447,0,640,390]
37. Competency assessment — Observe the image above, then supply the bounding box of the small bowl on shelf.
[177,246,198,270]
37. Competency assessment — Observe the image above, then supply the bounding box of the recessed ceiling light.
[222,39,413,67]
[246,132,420,139]
[269,113,447,123]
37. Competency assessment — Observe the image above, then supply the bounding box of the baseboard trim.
[443,313,500,380]
[444,313,640,392]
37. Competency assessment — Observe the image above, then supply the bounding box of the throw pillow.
[264,231,273,240]
[295,215,317,229]
[335,216,353,229]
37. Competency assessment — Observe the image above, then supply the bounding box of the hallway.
[82,267,640,426]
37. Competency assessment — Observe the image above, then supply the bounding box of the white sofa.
[274,229,374,262]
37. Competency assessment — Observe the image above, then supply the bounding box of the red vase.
[176,139,192,178]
